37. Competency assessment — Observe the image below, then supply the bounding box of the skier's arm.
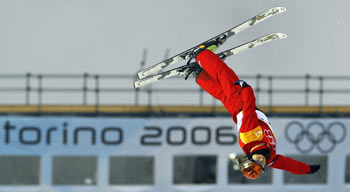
[269,154,320,174]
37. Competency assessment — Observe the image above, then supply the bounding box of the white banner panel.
[0,116,349,192]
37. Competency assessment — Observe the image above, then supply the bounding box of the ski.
[134,33,287,88]
[137,7,287,80]
[134,65,189,88]
[217,32,287,59]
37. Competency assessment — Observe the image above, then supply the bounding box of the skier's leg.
[195,70,240,117]
[196,50,239,84]
[196,72,238,121]
[196,70,225,101]
[196,50,243,116]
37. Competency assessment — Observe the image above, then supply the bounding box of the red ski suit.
[196,50,311,174]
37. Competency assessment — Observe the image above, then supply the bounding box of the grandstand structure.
[0,73,350,192]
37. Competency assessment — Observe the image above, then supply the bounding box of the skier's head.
[239,150,268,180]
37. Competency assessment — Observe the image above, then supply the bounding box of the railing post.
[319,76,324,113]
[25,73,31,105]
[95,75,100,113]
[135,87,139,106]
[305,74,310,106]
[212,97,217,115]
[134,74,140,106]
[38,74,43,113]
[83,73,88,105]
[199,88,204,106]
[135,49,148,106]
[147,89,152,113]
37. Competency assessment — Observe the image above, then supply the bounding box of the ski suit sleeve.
[239,86,259,132]
[269,154,311,174]
[237,86,268,150]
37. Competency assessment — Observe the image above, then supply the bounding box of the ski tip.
[277,33,288,39]
[272,32,288,39]
[133,81,141,89]
[137,72,144,79]
[271,7,287,13]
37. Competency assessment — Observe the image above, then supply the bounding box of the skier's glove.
[234,80,249,88]
[307,164,321,174]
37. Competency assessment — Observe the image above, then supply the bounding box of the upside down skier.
[186,40,321,180]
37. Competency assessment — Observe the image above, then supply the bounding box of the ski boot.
[182,62,203,80]
[183,38,224,79]
[193,37,225,59]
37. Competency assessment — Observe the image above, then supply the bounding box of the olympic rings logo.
[284,121,347,154]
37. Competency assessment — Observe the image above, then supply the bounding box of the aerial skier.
[185,40,321,180]
[133,6,320,180]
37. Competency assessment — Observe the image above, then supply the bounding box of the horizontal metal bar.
[0,105,349,114]
[0,74,348,79]
[0,88,349,93]
[0,73,349,112]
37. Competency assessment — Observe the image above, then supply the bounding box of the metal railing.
[0,73,350,110]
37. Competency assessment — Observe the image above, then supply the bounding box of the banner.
[0,116,349,192]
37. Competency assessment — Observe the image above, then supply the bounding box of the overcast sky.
[0,0,349,76]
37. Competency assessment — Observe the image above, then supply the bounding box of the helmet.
[238,155,265,180]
